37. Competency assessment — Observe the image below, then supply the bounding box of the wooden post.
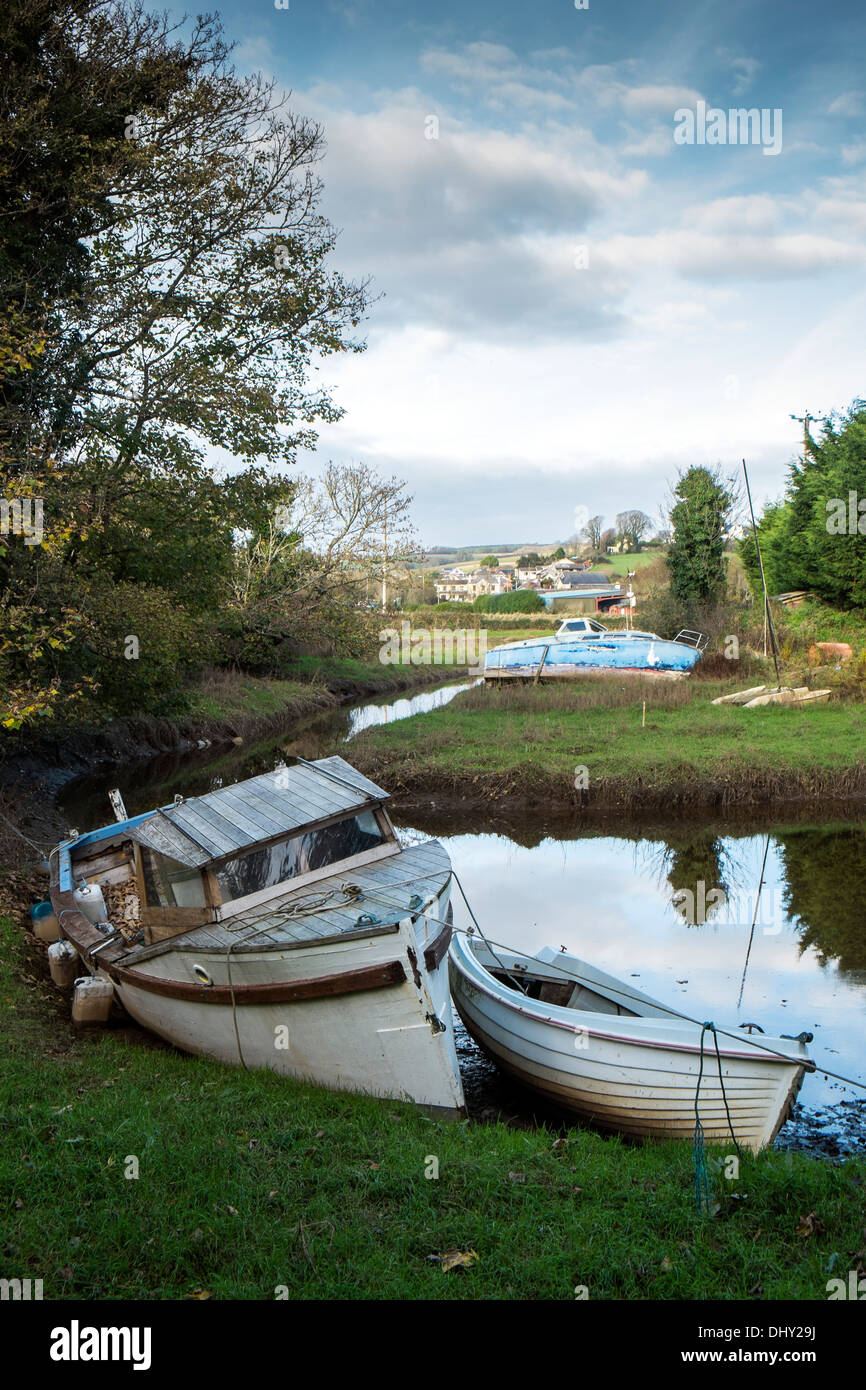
[533,645,550,685]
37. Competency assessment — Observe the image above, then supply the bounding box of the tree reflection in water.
[776,826,866,975]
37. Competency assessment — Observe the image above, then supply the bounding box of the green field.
[1,910,863,1300]
[349,675,866,810]
[595,550,661,578]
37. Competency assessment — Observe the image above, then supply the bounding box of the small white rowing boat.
[449,935,813,1151]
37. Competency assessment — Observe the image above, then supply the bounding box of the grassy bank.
[1,912,864,1301]
[348,677,866,811]
[185,659,468,725]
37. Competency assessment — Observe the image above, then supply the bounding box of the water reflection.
[779,826,866,975]
[59,679,478,829]
[427,824,866,1111]
[643,830,733,926]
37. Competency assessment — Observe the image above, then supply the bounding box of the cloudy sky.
[202,0,866,546]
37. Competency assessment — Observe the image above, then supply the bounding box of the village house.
[434,566,513,603]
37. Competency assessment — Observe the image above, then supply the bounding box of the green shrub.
[75,582,212,716]
[474,590,544,613]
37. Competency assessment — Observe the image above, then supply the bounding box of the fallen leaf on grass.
[438,1249,478,1272]
[795,1211,826,1238]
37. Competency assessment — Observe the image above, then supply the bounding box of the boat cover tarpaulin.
[128,757,389,868]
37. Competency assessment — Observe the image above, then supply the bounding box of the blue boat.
[484,617,705,680]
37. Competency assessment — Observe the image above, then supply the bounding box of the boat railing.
[674,629,707,651]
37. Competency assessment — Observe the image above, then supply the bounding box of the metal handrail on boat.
[674,629,707,651]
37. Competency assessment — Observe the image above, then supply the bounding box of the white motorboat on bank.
[50,756,465,1114]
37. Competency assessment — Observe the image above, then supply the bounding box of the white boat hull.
[109,900,462,1112]
[450,937,810,1150]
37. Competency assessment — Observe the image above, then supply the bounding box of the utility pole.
[381,494,387,613]
[743,459,782,688]
[789,411,827,465]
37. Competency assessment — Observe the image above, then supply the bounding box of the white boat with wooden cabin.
[49,757,465,1114]
[449,935,813,1150]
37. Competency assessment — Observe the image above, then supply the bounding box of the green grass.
[187,673,330,722]
[779,600,866,654]
[184,660,470,726]
[349,676,866,809]
[598,551,660,578]
[1,912,863,1300]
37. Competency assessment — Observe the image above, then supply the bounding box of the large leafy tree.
[615,509,652,552]
[581,514,604,552]
[0,0,215,461]
[666,466,733,607]
[227,464,416,658]
[0,2,369,725]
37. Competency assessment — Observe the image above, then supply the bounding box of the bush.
[474,590,544,613]
[75,582,212,716]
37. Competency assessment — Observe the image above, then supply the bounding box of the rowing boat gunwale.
[450,935,813,1070]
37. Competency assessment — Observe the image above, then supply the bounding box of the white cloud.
[809,194,866,234]
[295,90,649,339]
[828,91,864,117]
[686,195,782,233]
[226,40,866,542]
[841,141,866,165]
[621,124,675,157]
[621,84,704,115]
[601,230,864,280]
[730,57,760,96]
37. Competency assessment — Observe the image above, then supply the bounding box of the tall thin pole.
[737,833,771,1011]
[742,459,781,688]
[790,410,826,466]
[381,494,387,613]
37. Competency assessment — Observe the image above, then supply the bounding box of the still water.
[59,678,479,828]
[429,825,866,1114]
[57,681,866,1137]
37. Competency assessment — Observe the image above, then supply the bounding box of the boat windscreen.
[141,849,208,909]
[215,811,385,903]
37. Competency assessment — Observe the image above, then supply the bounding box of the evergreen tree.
[740,403,866,607]
[666,466,733,606]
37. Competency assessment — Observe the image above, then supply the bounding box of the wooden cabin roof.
[124,838,451,959]
[128,756,389,868]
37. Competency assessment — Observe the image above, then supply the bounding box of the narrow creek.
[56,679,866,1154]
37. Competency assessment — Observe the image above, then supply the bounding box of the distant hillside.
[425,543,541,558]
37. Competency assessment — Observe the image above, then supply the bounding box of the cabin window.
[215,811,385,903]
[141,849,208,909]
